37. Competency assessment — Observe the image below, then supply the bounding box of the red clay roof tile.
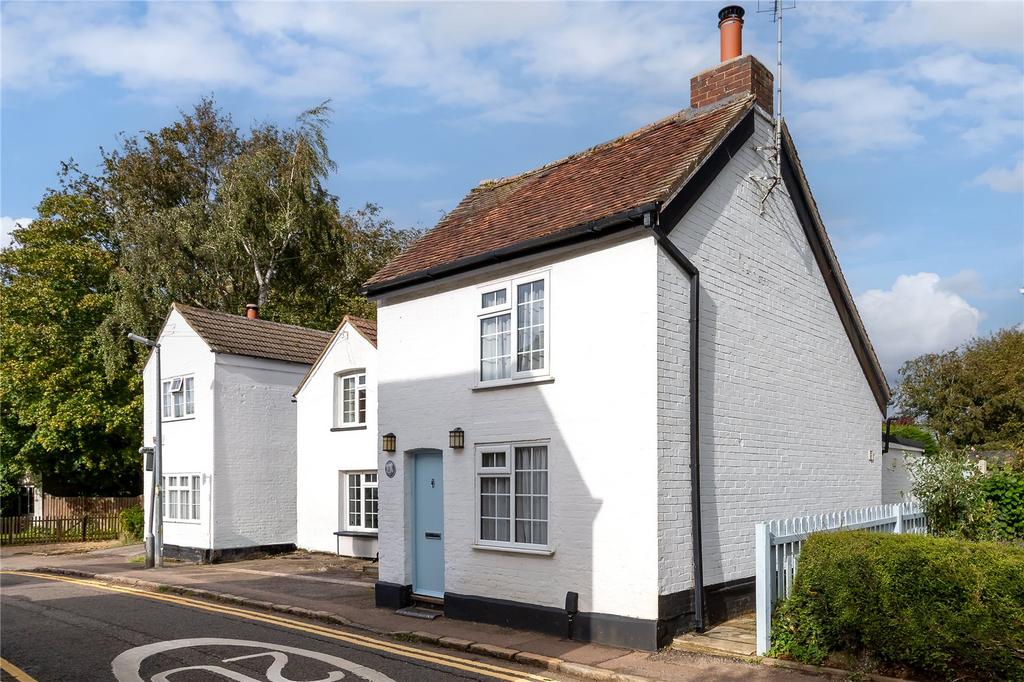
[366,96,754,288]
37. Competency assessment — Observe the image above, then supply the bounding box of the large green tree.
[1,191,141,495]
[2,98,417,496]
[896,328,1024,450]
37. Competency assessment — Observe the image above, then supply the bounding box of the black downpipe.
[883,417,893,454]
[650,218,705,633]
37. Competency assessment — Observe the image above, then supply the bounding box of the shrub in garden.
[770,531,1024,680]
[982,464,1024,542]
[119,506,144,542]
[910,449,995,539]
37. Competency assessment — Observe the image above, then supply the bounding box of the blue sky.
[2,1,1022,379]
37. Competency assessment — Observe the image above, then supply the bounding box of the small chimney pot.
[718,5,745,62]
[245,304,259,320]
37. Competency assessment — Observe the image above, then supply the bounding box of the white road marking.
[112,638,396,682]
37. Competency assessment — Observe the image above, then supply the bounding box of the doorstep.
[671,613,756,657]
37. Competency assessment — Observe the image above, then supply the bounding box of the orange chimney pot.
[718,5,745,62]
[245,303,259,320]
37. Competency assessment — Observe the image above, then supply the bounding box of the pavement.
[0,543,819,681]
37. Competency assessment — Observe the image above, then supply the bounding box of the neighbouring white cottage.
[362,6,891,650]
[881,435,924,504]
[141,303,331,562]
[294,315,380,558]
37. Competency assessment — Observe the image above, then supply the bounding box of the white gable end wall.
[660,113,883,590]
[296,324,378,555]
[142,309,216,551]
[212,353,304,549]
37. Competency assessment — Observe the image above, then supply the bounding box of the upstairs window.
[335,371,367,427]
[162,376,195,420]
[478,272,549,383]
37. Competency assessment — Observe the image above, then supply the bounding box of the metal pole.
[154,343,163,568]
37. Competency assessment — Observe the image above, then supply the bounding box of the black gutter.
[362,202,661,298]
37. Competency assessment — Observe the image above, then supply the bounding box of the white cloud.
[0,217,32,248]
[972,160,1024,193]
[789,71,935,153]
[857,272,982,379]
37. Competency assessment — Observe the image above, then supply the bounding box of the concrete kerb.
[32,567,653,682]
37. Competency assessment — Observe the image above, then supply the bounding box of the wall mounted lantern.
[449,427,465,449]
[382,432,397,453]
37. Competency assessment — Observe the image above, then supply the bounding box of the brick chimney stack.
[245,303,259,320]
[690,5,774,114]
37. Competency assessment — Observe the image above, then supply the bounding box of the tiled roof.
[345,315,377,348]
[365,95,754,289]
[292,315,378,397]
[173,303,333,365]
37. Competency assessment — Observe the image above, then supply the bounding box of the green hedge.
[119,506,144,541]
[770,531,1024,680]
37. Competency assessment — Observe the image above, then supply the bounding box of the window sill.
[472,376,554,392]
[162,416,196,423]
[331,425,367,432]
[335,530,378,538]
[471,543,554,557]
[163,518,202,525]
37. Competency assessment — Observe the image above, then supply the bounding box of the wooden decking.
[671,613,757,658]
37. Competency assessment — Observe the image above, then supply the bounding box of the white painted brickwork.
[296,322,378,557]
[662,113,882,587]
[376,235,662,620]
[213,353,304,549]
[656,247,694,595]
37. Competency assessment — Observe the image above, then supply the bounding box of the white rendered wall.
[881,443,920,503]
[212,353,306,549]
[296,323,378,556]
[142,309,216,550]
[659,112,884,590]
[376,235,661,621]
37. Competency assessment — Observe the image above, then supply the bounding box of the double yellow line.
[2,571,557,682]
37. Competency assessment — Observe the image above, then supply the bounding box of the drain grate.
[395,606,442,620]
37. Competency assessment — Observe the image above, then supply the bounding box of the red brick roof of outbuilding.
[173,303,333,366]
[365,95,754,288]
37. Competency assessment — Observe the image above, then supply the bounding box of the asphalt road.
[0,571,565,682]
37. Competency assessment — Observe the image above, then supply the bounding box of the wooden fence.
[754,501,927,655]
[1,495,142,546]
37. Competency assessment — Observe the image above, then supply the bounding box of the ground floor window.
[477,444,548,548]
[345,471,378,531]
[163,475,200,521]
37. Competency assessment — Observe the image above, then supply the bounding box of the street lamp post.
[128,332,163,569]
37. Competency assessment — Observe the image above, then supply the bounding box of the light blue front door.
[412,450,444,598]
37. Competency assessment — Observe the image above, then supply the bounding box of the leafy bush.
[983,464,1024,541]
[910,450,995,540]
[119,506,144,541]
[770,531,1024,680]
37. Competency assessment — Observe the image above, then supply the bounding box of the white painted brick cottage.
[363,6,890,650]
[294,315,380,559]
[141,303,331,562]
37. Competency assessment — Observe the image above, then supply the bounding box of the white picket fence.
[754,501,926,655]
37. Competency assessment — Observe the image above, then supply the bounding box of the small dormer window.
[334,371,367,428]
[162,376,195,420]
[478,272,549,384]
